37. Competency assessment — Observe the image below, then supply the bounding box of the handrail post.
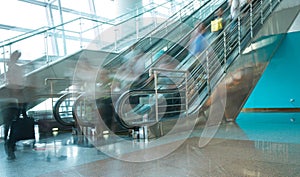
[135,16,139,41]
[250,1,253,39]
[44,77,69,117]
[2,47,7,82]
[238,16,241,54]
[114,27,119,51]
[260,0,264,25]
[79,18,83,49]
[154,70,159,122]
[179,9,182,23]
[44,31,49,63]
[223,31,227,69]
[45,78,55,117]
[152,10,157,28]
[185,72,188,117]
[97,23,103,49]
[205,50,210,94]
[164,21,168,35]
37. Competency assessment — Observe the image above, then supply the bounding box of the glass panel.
[9,33,46,62]
[0,1,47,30]
[60,0,91,15]
[0,0,196,79]
[94,0,118,20]
[0,30,23,42]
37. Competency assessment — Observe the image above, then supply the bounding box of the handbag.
[211,18,223,32]
[10,117,35,141]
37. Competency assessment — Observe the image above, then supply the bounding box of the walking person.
[3,50,26,160]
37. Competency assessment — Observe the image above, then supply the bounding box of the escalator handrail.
[53,92,82,127]
[0,1,173,47]
[107,1,173,26]
[71,92,98,127]
[114,1,229,90]
[102,0,214,68]
[114,1,228,93]
[115,87,184,129]
[114,2,231,127]
[115,0,282,128]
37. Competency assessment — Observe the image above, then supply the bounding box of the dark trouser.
[2,105,20,159]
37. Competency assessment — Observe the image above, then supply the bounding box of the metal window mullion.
[44,31,49,63]
[260,0,264,24]
[57,0,67,55]
[47,3,59,56]
[88,0,101,48]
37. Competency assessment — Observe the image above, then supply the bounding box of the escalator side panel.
[205,5,300,121]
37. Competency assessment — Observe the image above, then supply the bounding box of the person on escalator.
[210,7,227,64]
[181,23,209,70]
[229,0,240,22]
[3,50,26,160]
[227,0,241,49]
[211,8,225,36]
[189,23,209,57]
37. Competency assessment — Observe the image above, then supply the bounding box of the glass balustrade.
[0,0,191,82]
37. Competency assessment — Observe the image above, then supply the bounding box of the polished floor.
[2,1,300,176]
[1,112,300,177]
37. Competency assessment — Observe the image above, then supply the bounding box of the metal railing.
[115,0,282,129]
[67,0,226,129]
[117,68,188,126]
[100,0,223,68]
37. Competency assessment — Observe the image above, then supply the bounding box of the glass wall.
[0,0,181,111]
[0,0,166,73]
[0,1,48,42]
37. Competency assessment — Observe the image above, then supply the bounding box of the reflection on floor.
[1,113,300,177]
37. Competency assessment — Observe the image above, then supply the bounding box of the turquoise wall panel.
[244,32,300,108]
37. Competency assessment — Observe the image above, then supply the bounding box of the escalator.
[110,0,285,136]
[49,2,227,129]
[69,0,229,134]
[55,0,290,139]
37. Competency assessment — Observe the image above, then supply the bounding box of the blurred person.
[6,50,26,98]
[176,22,210,75]
[228,0,241,48]
[189,23,209,57]
[210,7,227,64]
[118,45,146,82]
[3,50,26,160]
[211,8,225,36]
[228,0,241,22]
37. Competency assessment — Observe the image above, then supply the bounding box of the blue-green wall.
[244,31,300,108]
